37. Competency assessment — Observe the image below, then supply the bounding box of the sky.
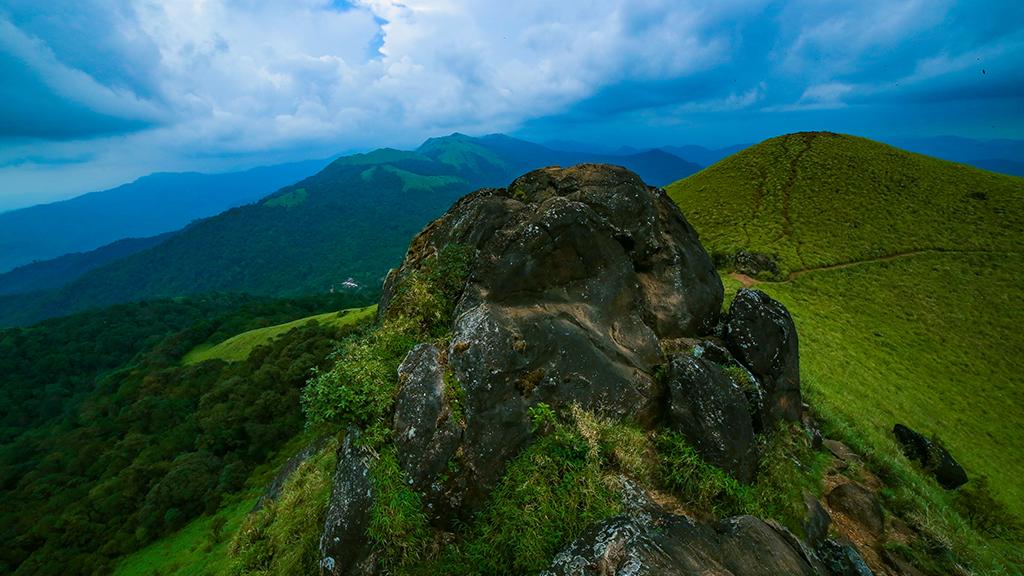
[1,0,1022,210]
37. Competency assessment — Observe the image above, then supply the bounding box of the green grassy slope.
[668,132,1024,519]
[183,305,377,365]
[668,132,1024,276]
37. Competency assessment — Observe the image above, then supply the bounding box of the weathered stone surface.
[319,430,377,576]
[804,493,832,548]
[724,288,801,424]
[818,538,875,576]
[892,424,968,490]
[666,353,758,482]
[393,343,462,518]
[542,513,821,576]
[381,165,723,515]
[827,482,885,537]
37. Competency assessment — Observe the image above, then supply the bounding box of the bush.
[302,244,473,436]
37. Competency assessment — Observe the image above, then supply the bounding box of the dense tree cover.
[0,295,372,575]
[0,292,373,445]
[0,234,173,297]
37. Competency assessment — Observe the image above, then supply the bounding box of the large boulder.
[319,430,378,576]
[892,424,967,490]
[724,288,801,424]
[384,165,724,515]
[665,353,758,482]
[542,513,822,576]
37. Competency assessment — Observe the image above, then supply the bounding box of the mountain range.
[0,134,700,327]
[0,158,334,273]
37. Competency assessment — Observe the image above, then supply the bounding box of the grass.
[360,165,465,193]
[668,132,1024,277]
[666,133,1023,571]
[227,439,337,576]
[422,408,623,575]
[754,253,1024,520]
[262,187,308,208]
[668,132,1024,518]
[112,496,258,576]
[112,433,333,576]
[183,305,377,365]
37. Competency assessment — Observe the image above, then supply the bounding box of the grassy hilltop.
[669,132,1024,522]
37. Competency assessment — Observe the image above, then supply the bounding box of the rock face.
[319,430,377,576]
[383,164,732,514]
[666,354,757,482]
[724,288,802,423]
[392,344,463,519]
[892,423,967,490]
[542,513,823,576]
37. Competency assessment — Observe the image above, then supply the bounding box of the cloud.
[0,0,1022,209]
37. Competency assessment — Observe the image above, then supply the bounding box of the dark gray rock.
[804,493,832,548]
[319,429,378,576]
[542,513,821,576]
[381,165,723,516]
[892,424,968,490]
[827,483,884,536]
[724,288,801,423]
[734,250,781,278]
[818,538,875,576]
[666,353,758,482]
[393,343,463,520]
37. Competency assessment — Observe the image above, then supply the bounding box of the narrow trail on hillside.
[780,133,817,268]
[730,248,1023,287]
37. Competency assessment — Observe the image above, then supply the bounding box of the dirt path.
[731,249,1020,287]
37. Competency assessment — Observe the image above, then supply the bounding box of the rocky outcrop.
[724,288,802,423]
[892,424,967,490]
[383,164,731,515]
[542,513,824,576]
[319,430,377,576]
[320,164,813,574]
[392,344,463,519]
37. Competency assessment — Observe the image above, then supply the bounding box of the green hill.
[668,132,1024,519]
[668,132,1024,277]
[183,305,377,365]
[0,135,700,328]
